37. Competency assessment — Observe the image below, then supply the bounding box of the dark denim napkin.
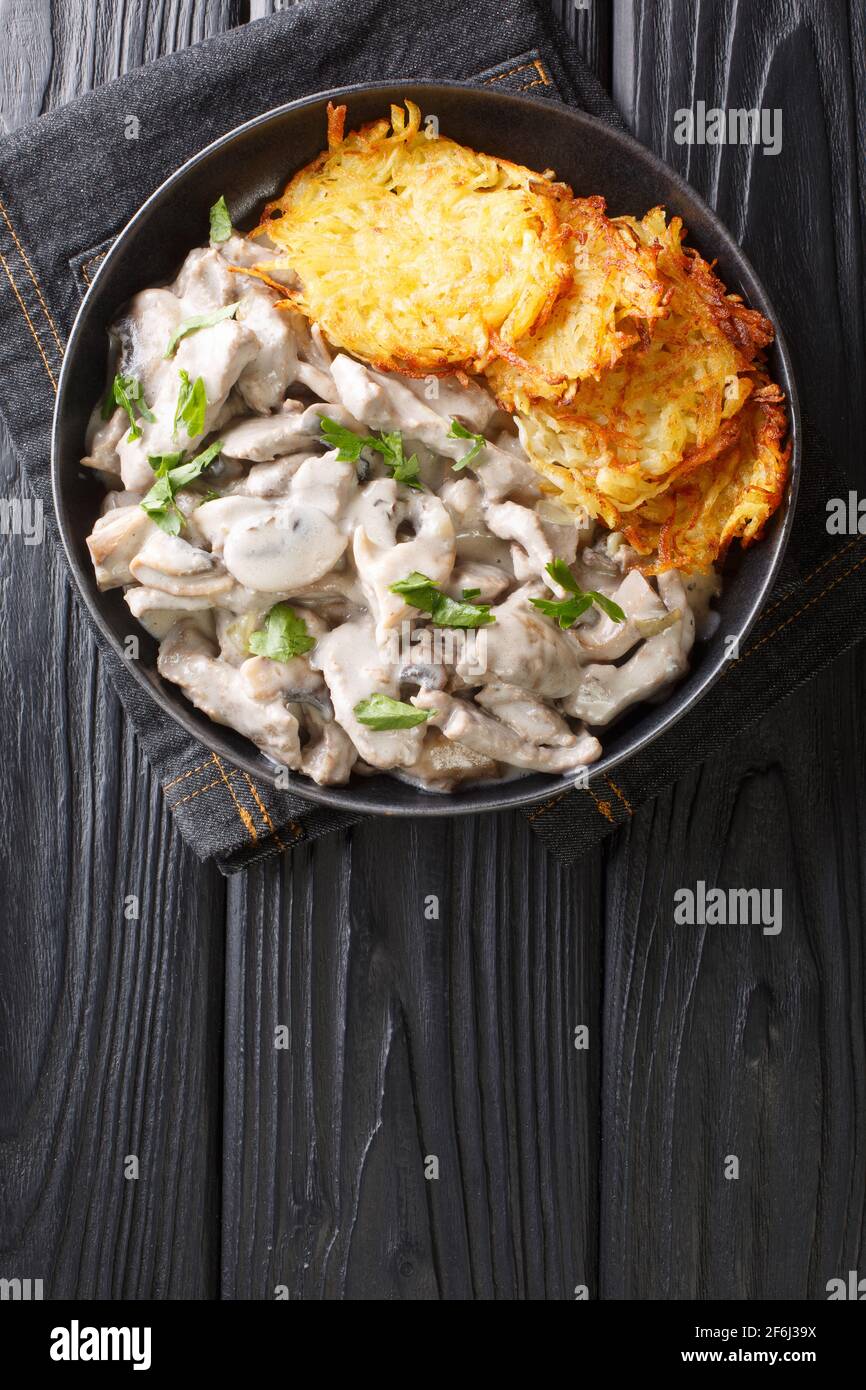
[0,0,859,871]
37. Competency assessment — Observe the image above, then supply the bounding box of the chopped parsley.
[529,558,626,629]
[209,195,232,244]
[140,440,223,534]
[164,303,239,358]
[354,694,434,730]
[319,417,423,490]
[248,604,315,662]
[389,571,495,628]
[173,370,207,438]
[447,418,487,470]
[101,373,156,442]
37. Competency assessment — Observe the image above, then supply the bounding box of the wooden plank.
[602,0,866,1298]
[223,816,602,1299]
[0,0,238,1300]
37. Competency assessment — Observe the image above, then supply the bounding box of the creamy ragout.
[83,234,719,792]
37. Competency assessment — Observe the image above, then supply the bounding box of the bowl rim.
[51,78,801,818]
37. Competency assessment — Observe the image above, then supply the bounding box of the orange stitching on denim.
[519,78,550,90]
[164,759,213,790]
[533,58,552,85]
[170,777,222,809]
[240,771,287,852]
[212,752,257,842]
[0,195,65,355]
[483,61,538,84]
[527,789,568,822]
[758,534,863,623]
[605,777,633,815]
[742,549,866,661]
[81,250,108,286]
[0,248,57,389]
[587,788,615,822]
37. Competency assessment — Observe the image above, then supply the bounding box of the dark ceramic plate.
[52,81,800,817]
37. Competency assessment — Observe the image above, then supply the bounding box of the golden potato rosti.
[251,101,571,375]
[621,385,790,571]
[485,195,669,403]
[507,208,775,509]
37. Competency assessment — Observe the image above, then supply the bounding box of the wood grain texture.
[550,0,611,88]
[601,0,866,1299]
[0,0,238,1300]
[222,816,602,1299]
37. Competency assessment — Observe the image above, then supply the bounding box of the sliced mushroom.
[86,506,156,588]
[125,587,214,640]
[129,531,235,598]
[223,503,348,593]
[353,491,455,649]
[191,495,274,553]
[578,569,668,661]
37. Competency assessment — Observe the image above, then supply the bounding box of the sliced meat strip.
[457,585,586,699]
[311,618,425,770]
[560,571,695,726]
[301,708,358,786]
[219,401,360,462]
[475,682,576,746]
[158,622,302,768]
[413,689,601,773]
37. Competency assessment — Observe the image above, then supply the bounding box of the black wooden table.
[1,0,864,1301]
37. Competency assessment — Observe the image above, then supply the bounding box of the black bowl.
[52,81,800,818]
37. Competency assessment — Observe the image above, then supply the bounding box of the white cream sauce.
[83,236,720,790]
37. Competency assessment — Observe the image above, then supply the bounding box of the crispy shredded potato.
[251,107,789,573]
[623,386,790,571]
[252,100,571,374]
[509,208,787,567]
[485,196,669,402]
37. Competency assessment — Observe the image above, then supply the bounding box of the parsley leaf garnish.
[389,571,495,628]
[164,303,239,358]
[374,431,423,489]
[140,440,223,534]
[173,370,207,438]
[320,416,371,462]
[209,195,232,244]
[447,418,487,470]
[319,418,424,490]
[529,559,626,629]
[354,694,434,730]
[248,604,315,662]
[101,373,156,442]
